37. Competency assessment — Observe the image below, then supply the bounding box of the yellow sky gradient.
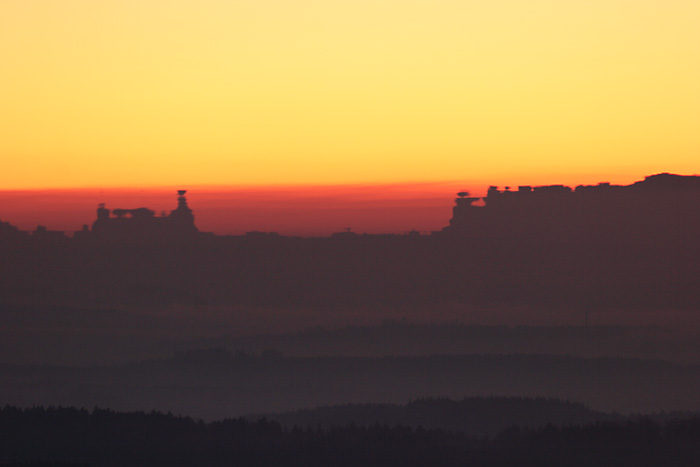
[1,0,698,189]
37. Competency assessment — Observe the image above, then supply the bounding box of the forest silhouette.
[3,404,700,466]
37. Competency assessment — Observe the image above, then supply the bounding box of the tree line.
[2,406,700,466]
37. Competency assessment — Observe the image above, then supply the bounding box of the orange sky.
[0,172,673,236]
[0,184,463,236]
[1,1,698,232]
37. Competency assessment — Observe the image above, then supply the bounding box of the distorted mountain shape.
[1,174,699,312]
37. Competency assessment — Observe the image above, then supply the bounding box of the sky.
[0,184,461,236]
[1,0,698,233]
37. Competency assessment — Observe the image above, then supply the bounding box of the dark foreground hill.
[2,405,700,466]
[254,397,619,436]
